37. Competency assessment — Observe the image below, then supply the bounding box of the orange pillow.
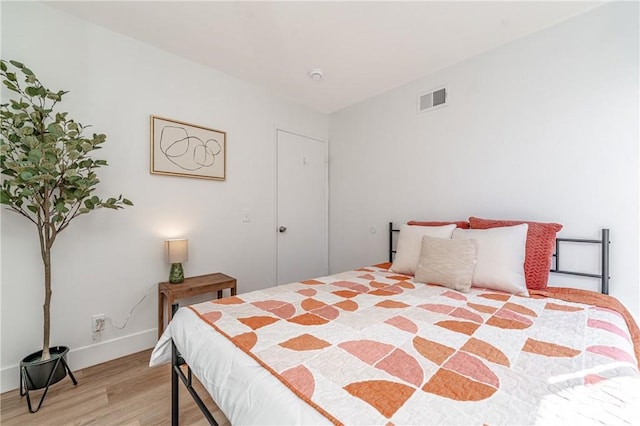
[468,217,562,290]
[408,220,470,229]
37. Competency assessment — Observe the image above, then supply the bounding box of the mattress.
[150,305,330,425]
[150,264,640,425]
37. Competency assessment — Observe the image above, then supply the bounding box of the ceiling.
[48,1,603,114]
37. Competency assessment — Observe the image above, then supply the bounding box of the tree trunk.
[42,245,51,360]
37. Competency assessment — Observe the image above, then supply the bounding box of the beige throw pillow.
[415,236,478,293]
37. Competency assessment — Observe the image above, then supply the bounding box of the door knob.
[279,226,287,233]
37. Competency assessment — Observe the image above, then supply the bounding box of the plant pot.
[20,346,69,391]
[19,346,77,413]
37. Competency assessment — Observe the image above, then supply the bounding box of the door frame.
[274,128,329,286]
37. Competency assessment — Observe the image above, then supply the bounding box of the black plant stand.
[20,354,78,413]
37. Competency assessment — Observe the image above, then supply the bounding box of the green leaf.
[45,92,61,102]
[123,198,133,206]
[46,123,64,137]
[29,111,41,122]
[28,149,42,162]
[19,171,33,180]
[3,81,18,92]
[25,86,39,97]
[84,199,94,209]
[0,190,10,204]
[27,205,38,213]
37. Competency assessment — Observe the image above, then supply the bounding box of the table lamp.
[166,238,188,283]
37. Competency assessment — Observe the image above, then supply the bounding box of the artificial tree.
[0,59,132,360]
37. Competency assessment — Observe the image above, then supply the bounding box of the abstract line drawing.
[151,116,226,180]
[159,125,222,171]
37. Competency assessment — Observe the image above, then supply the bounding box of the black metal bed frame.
[388,222,611,294]
[170,303,219,426]
[170,223,611,425]
[551,229,610,295]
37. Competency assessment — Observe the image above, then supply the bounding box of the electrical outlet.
[92,314,105,333]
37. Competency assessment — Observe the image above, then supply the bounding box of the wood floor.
[0,349,231,425]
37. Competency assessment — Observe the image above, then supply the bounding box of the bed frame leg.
[171,301,180,426]
[172,339,179,426]
[168,304,218,426]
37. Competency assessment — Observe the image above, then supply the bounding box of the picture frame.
[150,115,226,180]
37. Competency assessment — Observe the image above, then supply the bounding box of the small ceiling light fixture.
[309,68,323,81]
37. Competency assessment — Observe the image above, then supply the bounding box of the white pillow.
[451,224,529,296]
[390,224,456,275]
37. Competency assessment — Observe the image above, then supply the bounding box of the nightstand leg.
[217,290,223,299]
[158,289,163,339]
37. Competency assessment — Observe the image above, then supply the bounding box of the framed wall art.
[150,116,226,180]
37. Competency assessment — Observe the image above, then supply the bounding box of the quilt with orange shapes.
[189,265,640,425]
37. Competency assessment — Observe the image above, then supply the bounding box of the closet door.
[276,129,328,285]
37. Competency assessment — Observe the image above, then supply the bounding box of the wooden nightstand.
[158,272,237,338]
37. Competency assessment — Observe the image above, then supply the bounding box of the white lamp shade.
[166,239,188,263]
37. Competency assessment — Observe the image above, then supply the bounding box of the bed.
[150,220,640,425]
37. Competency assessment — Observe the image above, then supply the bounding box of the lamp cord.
[108,282,157,330]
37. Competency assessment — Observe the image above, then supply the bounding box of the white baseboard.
[0,328,157,393]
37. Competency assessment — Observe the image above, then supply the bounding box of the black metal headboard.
[388,222,611,294]
[550,229,610,294]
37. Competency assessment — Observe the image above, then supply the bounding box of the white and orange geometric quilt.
[188,264,640,425]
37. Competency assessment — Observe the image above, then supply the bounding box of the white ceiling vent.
[417,87,447,113]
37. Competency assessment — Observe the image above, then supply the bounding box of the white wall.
[0,2,328,392]
[329,2,639,318]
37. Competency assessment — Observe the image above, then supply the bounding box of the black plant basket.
[20,346,77,412]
